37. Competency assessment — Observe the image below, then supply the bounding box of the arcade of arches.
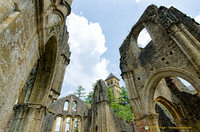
[0,1,200,132]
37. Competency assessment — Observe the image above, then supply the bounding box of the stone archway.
[8,36,58,132]
[143,68,200,115]
[142,68,200,132]
[154,96,184,131]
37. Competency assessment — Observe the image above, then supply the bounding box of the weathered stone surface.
[89,80,134,132]
[41,94,89,132]
[120,5,200,132]
[42,80,134,132]
[0,0,72,131]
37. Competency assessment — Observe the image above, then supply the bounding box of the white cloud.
[60,13,109,98]
[136,0,141,3]
[195,12,200,23]
[137,28,152,48]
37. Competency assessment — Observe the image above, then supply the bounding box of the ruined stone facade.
[89,80,134,132]
[0,0,72,131]
[1,1,200,132]
[41,94,89,132]
[120,5,200,132]
[42,80,134,132]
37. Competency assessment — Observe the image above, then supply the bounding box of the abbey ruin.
[0,0,200,132]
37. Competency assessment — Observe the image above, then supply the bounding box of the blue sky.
[60,0,200,97]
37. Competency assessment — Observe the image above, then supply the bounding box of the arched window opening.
[54,117,62,132]
[155,102,177,131]
[64,101,69,111]
[65,117,71,132]
[137,28,152,48]
[72,101,77,112]
[74,118,80,132]
[177,77,197,95]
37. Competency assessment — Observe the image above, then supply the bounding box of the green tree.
[74,85,86,99]
[85,91,93,104]
[84,83,96,105]
[108,86,134,123]
[107,88,115,103]
[84,84,134,123]
[120,86,129,105]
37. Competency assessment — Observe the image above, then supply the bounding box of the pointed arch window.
[65,117,71,132]
[53,116,62,132]
[74,117,80,132]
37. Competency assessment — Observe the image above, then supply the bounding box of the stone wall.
[42,95,89,132]
[0,0,72,131]
[42,80,134,132]
[119,5,200,132]
[89,80,134,132]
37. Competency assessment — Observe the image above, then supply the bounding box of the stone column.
[134,114,160,132]
[8,104,46,132]
[169,24,200,71]
[122,72,143,119]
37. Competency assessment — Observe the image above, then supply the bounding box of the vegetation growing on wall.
[84,85,134,123]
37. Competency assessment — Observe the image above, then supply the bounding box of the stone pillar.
[71,118,75,132]
[169,24,200,71]
[134,114,160,132]
[8,104,46,132]
[122,72,143,119]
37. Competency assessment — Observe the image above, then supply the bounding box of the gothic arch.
[143,67,200,115]
[52,115,63,132]
[63,115,72,132]
[29,35,58,104]
[154,96,181,120]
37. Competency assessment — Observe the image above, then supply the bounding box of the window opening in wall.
[54,117,62,132]
[177,77,197,95]
[65,117,71,132]
[137,28,152,48]
[64,101,69,111]
[72,101,77,111]
[74,118,80,132]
